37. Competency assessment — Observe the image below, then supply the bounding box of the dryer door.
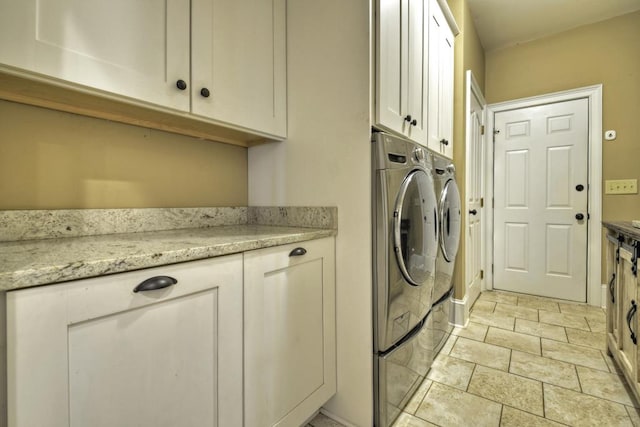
[439,178,461,262]
[393,169,438,286]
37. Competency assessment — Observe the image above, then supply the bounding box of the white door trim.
[485,85,603,306]
[458,69,486,326]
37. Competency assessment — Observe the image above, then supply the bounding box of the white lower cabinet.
[7,255,244,427]
[243,237,336,427]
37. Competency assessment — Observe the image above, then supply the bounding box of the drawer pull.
[627,300,638,345]
[609,273,616,303]
[134,276,178,293]
[289,247,307,257]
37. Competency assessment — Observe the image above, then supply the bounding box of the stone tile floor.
[310,290,640,426]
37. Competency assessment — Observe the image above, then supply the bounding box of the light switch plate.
[605,179,638,194]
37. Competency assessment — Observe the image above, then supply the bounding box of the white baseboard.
[319,408,358,427]
[451,295,469,327]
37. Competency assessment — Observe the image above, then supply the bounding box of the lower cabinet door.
[618,247,638,378]
[243,237,336,427]
[7,255,243,427]
[606,234,620,346]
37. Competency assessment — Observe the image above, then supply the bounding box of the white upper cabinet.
[375,0,428,145]
[0,0,191,112]
[375,0,456,154]
[0,0,286,138]
[192,0,287,137]
[427,0,455,158]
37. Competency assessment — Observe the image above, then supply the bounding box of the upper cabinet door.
[427,0,454,158]
[0,0,191,111]
[191,0,287,138]
[375,0,427,145]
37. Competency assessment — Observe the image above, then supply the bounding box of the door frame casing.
[485,85,603,306]
[453,70,486,326]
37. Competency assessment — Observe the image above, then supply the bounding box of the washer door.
[439,178,461,262]
[393,169,438,286]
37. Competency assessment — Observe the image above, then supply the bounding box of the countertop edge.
[603,221,640,241]
[0,227,336,292]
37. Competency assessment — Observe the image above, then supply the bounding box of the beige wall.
[485,11,640,281]
[447,0,486,299]
[0,100,247,209]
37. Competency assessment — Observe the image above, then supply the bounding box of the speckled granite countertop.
[603,221,640,241]
[0,207,337,291]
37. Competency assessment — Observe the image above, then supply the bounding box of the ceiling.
[466,0,640,51]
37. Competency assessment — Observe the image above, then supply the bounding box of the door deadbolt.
[576,184,584,192]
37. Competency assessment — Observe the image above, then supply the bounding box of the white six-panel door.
[494,98,589,302]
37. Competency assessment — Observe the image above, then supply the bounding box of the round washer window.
[439,179,461,262]
[393,169,438,286]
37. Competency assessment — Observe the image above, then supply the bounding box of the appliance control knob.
[413,148,425,162]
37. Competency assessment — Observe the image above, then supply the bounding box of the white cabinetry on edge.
[0,0,286,138]
[243,237,336,427]
[426,0,454,159]
[6,255,243,427]
[375,0,428,145]
[605,228,640,404]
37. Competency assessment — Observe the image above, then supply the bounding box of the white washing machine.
[372,132,439,427]
[431,152,461,355]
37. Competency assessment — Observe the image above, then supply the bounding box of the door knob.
[404,115,412,123]
[176,79,187,90]
[469,209,477,215]
[200,88,210,98]
[576,184,584,191]
[575,213,585,220]
[440,139,449,146]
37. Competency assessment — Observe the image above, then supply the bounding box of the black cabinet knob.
[469,209,477,215]
[176,79,187,90]
[410,119,417,126]
[576,184,584,191]
[200,88,210,98]
[575,213,585,220]
[440,139,449,146]
[404,115,412,122]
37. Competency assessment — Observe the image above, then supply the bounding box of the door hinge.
[480,269,484,279]
[492,198,495,208]
[480,198,484,208]
[491,264,494,273]
[480,125,485,135]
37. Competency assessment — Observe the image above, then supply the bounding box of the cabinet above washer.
[374,0,459,158]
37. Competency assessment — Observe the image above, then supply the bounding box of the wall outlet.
[605,179,638,194]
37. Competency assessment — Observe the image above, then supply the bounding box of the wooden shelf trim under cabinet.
[0,69,281,148]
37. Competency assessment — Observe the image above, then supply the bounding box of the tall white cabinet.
[0,0,286,138]
[244,237,336,427]
[6,255,244,427]
[374,0,457,158]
